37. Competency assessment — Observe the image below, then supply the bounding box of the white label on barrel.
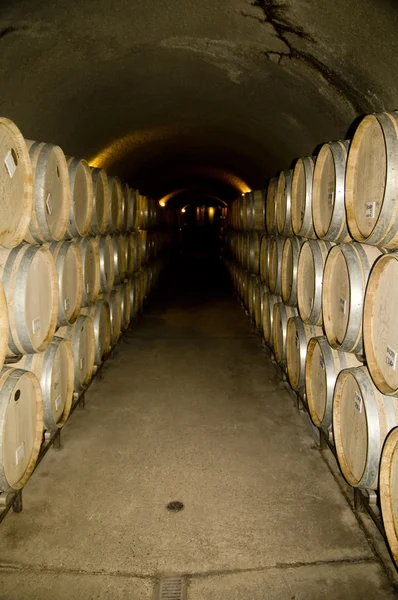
[15,442,25,465]
[365,202,375,219]
[386,346,397,370]
[4,150,17,178]
[80,357,84,370]
[320,354,325,370]
[64,298,69,311]
[55,395,61,411]
[45,192,52,215]
[354,391,362,413]
[32,317,41,334]
[340,297,346,314]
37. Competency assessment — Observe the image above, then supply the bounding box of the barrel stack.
[225,110,398,568]
[0,118,170,495]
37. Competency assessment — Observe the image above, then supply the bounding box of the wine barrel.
[312,141,352,243]
[259,234,270,285]
[272,303,298,368]
[276,170,293,236]
[297,239,333,326]
[254,282,265,332]
[246,231,261,274]
[140,229,148,266]
[306,336,362,429]
[291,156,316,238]
[265,177,278,235]
[345,111,398,249]
[91,168,110,235]
[286,317,322,394]
[112,234,127,284]
[0,367,43,491]
[104,288,122,347]
[81,301,111,365]
[120,282,132,331]
[363,253,398,396]
[0,244,58,356]
[248,274,259,321]
[128,231,142,274]
[268,236,284,295]
[76,236,101,306]
[246,190,265,231]
[323,242,383,355]
[333,366,398,489]
[98,234,115,294]
[262,293,280,347]
[48,240,83,326]
[123,184,137,232]
[281,236,305,307]
[14,337,74,431]
[380,427,398,567]
[0,119,33,248]
[136,194,149,230]
[66,158,93,238]
[24,141,69,243]
[108,176,123,232]
[57,315,95,391]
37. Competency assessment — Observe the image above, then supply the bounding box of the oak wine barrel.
[91,167,110,235]
[291,156,316,238]
[306,336,362,429]
[112,234,127,284]
[247,274,259,321]
[281,236,304,307]
[123,184,137,232]
[272,302,298,368]
[380,427,398,567]
[0,367,43,491]
[246,231,261,274]
[104,288,122,347]
[312,140,352,243]
[268,236,284,295]
[108,176,123,232]
[262,293,280,348]
[322,242,383,355]
[333,366,398,489]
[259,234,270,285]
[14,337,74,431]
[297,239,333,326]
[363,253,398,396]
[77,236,101,306]
[254,282,266,332]
[57,315,95,391]
[81,301,111,365]
[120,282,132,331]
[276,170,293,237]
[265,177,278,235]
[66,157,93,238]
[345,111,398,249]
[0,244,58,356]
[48,240,83,326]
[98,234,115,294]
[24,141,69,243]
[0,119,33,248]
[286,317,322,395]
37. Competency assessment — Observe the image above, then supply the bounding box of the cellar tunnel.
[0,1,398,599]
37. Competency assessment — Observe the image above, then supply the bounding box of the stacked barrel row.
[0,117,170,495]
[225,110,398,568]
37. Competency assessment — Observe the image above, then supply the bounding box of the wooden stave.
[248,274,259,321]
[25,141,70,243]
[262,293,281,347]
[380,426,398,567]
[81,301,111,365]
[247,231,261,274]
[297,239,333,326]
[120,282,132,331]
[48,240,83,326]
[259,234,270,285]
[98,234,115,294]
[363,253,398,396]
[14,337,74,432]
[112,234,127,284]
[57,315,95,391]
[0,367,43,491]
[268,236,284,295]
[272,302,298,368]
[0,244,58,356]
[286,317,322,394]
[276,170,293,237]
[66,158,94,238]
[107,176,123,233]
[104,288,123,347]
[254,282,266,332]
[312,141,352,243]
[333,366,398,490]
[322,242,383,355]
[265,177,278,235]
[306,336,362,429]
[91,167,110,235]
[123,184,137,232]
[281,236,305,307]
[291,156,316,239]
[0,118,33,248]
[345,111,398,249]
[77,236,101,307]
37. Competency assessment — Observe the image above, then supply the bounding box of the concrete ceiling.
[0,0,397,204]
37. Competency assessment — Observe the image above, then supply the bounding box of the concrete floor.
[0,256,396,599]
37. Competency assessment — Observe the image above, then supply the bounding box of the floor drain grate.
[159,577,186,600]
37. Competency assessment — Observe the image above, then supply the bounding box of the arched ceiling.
[0,0,397,203]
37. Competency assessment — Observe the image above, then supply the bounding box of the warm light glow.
[181,208,186,213]
[159,200,166,207]
[208,206,215,223]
